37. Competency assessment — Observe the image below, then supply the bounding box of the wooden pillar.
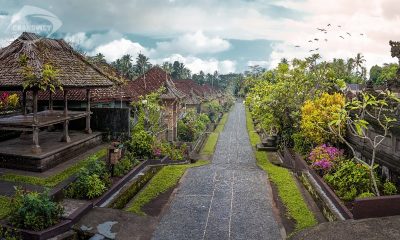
[31,89,41,153]
[85,89,92,134]
[22,90,27,115]
[61,90,71,142]
[49,91,53,111]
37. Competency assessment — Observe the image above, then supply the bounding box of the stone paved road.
[153,102,282,240]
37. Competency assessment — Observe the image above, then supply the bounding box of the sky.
[0,0,399,74]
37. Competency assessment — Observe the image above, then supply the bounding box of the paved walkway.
[153,102,282,240]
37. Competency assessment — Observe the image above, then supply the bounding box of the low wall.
[353,195,400,219]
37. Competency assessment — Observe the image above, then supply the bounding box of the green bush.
[114,154,138,177]
[205,101,223,123]
[127,130,154,158]
[65,158,110,199]
[324,160,378,201]
[9,188,63,231]
[177,110,210,142]
[292,132,314,156]
[155,141,185,161]
[383,181,398,195]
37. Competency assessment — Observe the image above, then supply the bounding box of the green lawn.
[0,196,10,220]
[245,108,317,232]
[126,160,209,215]
[0,148,107,187]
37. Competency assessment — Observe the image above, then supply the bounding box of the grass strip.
[0,196,10,220]
[126,160,209,215]
[0,148,107,187]
[245,108,317,232]
[215,113,229,133]
[201,112,229,156]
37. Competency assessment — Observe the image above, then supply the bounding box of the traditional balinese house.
[173,79,203,113]
[127,67,186,141]
[0,32,113,171]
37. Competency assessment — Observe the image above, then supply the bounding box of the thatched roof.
[0,32,113,90]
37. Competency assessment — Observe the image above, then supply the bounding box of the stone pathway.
[153,102,282,240]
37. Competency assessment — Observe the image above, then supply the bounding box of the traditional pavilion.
[0,32,113,155]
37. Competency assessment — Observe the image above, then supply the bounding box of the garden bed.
[281,146,400,220]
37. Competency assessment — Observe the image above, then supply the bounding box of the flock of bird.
[294,23,366,52]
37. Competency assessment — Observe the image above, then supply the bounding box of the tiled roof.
[126,67,186,101]
[0,32,113,90]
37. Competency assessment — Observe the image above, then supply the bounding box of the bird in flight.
[339,36,345,39]
[295,45,300,48]
[338,25,342,28]
[327,24,331,27]
[346,32,351,36]
[317,28,326,32]
[324,39,328,42]
[308,40,313,42]
[360,33,364,36]
[315,48,319,51]
[309,49,314,52]
[314,38,319,41]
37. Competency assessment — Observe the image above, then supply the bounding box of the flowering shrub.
[308,144,343,173]
[300,93,345,144]
[0,92,19,111]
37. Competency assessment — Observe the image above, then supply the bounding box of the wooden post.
[85,89,92,134]
[49,91,53,111]
[31,89,41,153]
[22,90,27,115]
[61,90,71,142]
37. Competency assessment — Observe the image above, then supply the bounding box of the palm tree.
[354,53,366,77]
[135,53,151,88]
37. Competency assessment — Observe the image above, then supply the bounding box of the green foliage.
[131,89,164,135]
[0,93,19,111]
[383,181,398,195]
[0,227,21,240]
[9,188,63,231]
[205,100,223,123]
[65,157,110,199]
[292,132,314,156]
[126,160,209,215]
[324,160,376,201]
[19,54,62,92]
[245,56,342,145]
[178,109,210,142]
[245,108,317,231]
[127,130,154,158]
[0,149,107,187]
[370,63,399,85]
[0,196,11,220]
[357,192,375,199]
[153,141,186,161]
[114,154,138,177]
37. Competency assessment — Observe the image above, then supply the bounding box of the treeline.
[88,52,243,92]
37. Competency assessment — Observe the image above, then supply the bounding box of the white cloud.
[155,54,236,74]
[91,38,148,62]
[156,31,230,54]
[64,31,123,50]
[266,0,400,70]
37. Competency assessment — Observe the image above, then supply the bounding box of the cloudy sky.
[0,0,399,74]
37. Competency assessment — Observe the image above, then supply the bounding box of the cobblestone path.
[153,102,282,240]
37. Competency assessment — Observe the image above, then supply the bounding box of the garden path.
[153,102,282,240]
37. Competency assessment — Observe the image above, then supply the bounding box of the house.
[173,79,203,113]
[126,67,186,141]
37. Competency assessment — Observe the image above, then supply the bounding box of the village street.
[153,102,282,240]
